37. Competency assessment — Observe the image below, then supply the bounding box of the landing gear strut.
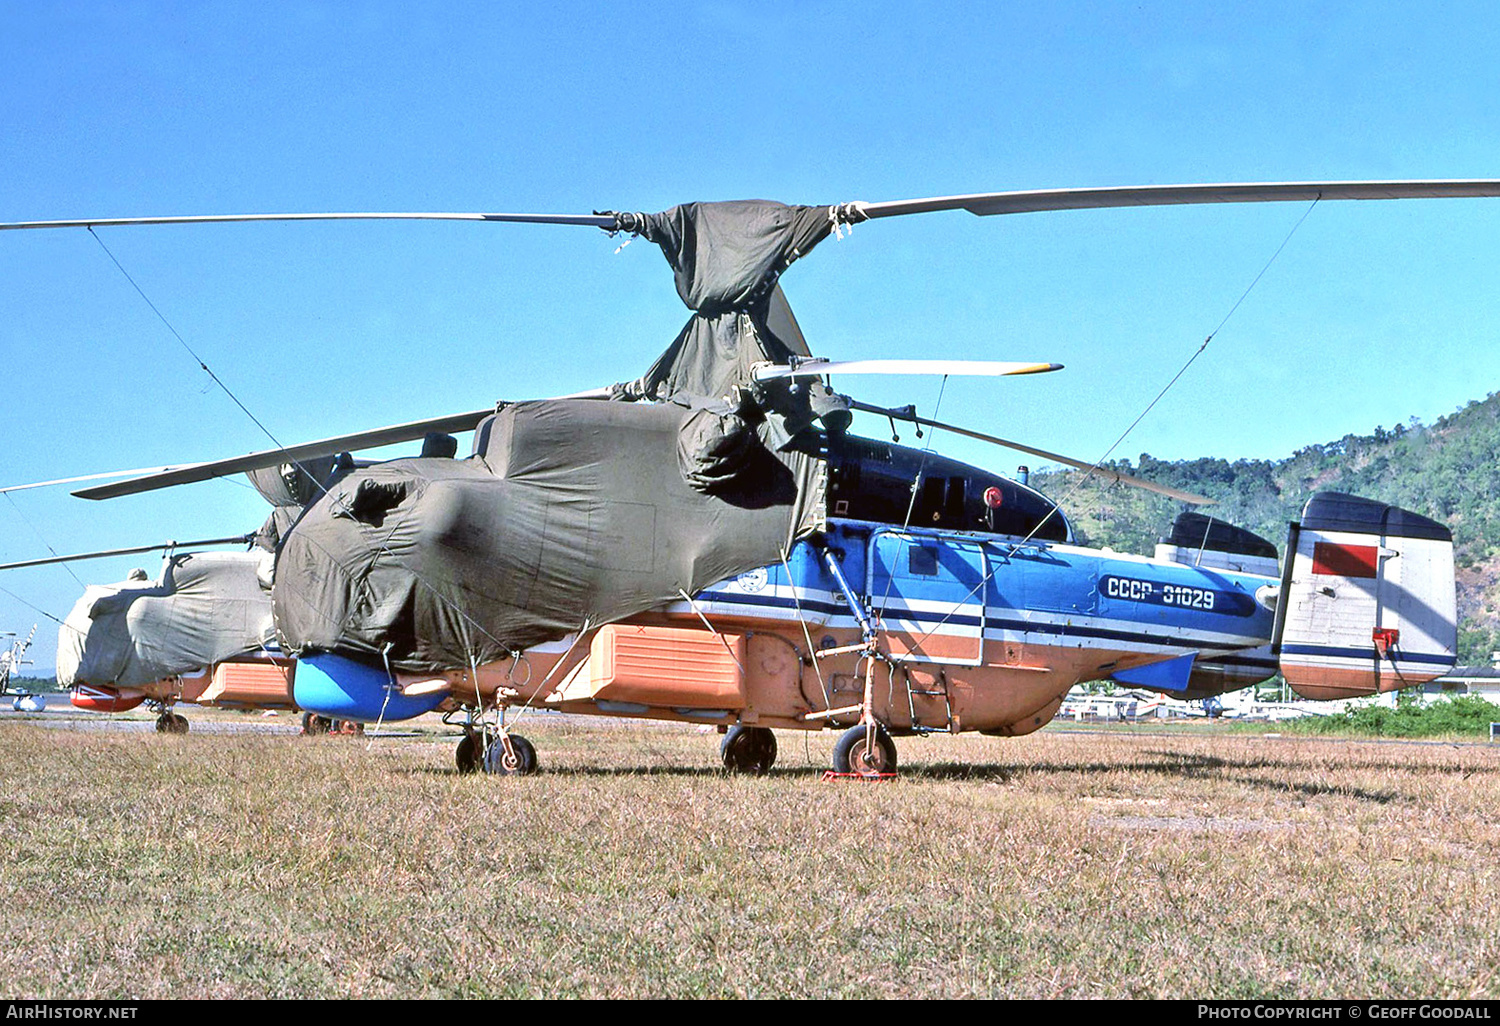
[145,696,188,734]
[721,725,777,774]
[813,541,899,778]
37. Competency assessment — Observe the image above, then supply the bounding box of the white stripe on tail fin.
[1275,493,1456,701]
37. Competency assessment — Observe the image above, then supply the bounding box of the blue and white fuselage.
[681,518,1278,701]
[293,493,1452,744]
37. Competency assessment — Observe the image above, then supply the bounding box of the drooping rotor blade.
[0,466,189,495]
[855,179,1500,220]
[0,211,617,231]
[753,360,1062,380]
[848,399,1214,506]
[0,535,255,572]
[72,387,612,501]
[73,409,492,500]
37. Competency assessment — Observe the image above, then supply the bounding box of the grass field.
[1,715,1497,999]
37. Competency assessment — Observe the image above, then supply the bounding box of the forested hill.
[1031,391,1500,663]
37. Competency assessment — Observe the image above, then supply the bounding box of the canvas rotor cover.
[56,550,277,688]
[611,200,858,446]
[246,454,353,551]
[273,398,823,673]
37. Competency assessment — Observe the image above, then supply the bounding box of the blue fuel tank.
[293,652,448,722]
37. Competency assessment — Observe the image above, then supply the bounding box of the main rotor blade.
[11,180,1500,236]
[0,211,616,231]
[72,388,612,501]
[74,409,492,500]
[752,360,1062,380]
[856,179,1500,220]
[0,465,190,495]
[848,400,1214,506]
[0,535,255,572]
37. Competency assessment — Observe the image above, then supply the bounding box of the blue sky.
[4,1,1500,672]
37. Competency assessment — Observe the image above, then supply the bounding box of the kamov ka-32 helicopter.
[2,181,1480,775]
[0,453,412,734]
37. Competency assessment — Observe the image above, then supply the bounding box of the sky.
[3,0,1500,672]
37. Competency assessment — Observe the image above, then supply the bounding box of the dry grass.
[1,717,1497,999]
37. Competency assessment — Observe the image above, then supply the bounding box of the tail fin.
[1275,493,1456,700]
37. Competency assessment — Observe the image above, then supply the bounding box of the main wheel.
[455,732,482,774]
[482,733,538,776]
[301,712,331,735]
[333,719,365,736]
[833,724,897,776]
[156,713,189,735]
[720,725,777,774]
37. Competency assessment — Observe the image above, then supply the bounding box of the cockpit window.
[826,435,1070,543]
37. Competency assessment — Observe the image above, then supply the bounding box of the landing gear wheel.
[720,726,777,774]
[301,712,332,736]
[482,733,538,776]
[155,713,189,735]
[333,719,365,736]
[455,732,482,774]
[833,724,897,776]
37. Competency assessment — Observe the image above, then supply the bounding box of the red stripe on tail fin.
[1311,542,1378,578]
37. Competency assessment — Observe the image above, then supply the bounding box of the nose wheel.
[456,729,538,776]
[482,733,537,775]
[154,712,189,734]
[455,731,482,773]
[832,723,897,777]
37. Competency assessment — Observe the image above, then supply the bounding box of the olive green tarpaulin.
[57,550,276,688]
[273,399,822,672]
[612,200,850,446]
[272,200,846,672]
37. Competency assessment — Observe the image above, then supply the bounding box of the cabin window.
[908,546,939,576]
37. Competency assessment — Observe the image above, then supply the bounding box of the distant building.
[1429,666,1500,703]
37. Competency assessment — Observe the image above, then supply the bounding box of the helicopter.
[1,181,1481,775]
[0,455,387,734]
[2,626,41,712]
[51,546,293,733]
